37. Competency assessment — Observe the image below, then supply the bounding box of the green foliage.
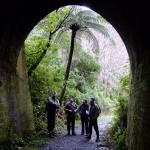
[25,35,58,71]
[25,6,116,138]
[114,128,127,150]
[56,6,114,56]
[109,96,128,133]
[0,132,25,150]
[105,74,129,149]
[28,53,64,131]
[37,6,72,34]
[120,75,130,94]
[73,50,100,78]
[55,117,66,133]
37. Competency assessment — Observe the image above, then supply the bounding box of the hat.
[71,96,74,99]
[91,97,95,101]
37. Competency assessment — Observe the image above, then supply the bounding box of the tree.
[26,7,75,77]
[58,7,114,106]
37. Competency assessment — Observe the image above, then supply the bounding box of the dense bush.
[105,75,129,149]
[114,128,127,150]
[0,131,25,150]
[24,5,116,142]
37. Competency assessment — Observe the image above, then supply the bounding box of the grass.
[22,146,39,149]
[21,137,52,150]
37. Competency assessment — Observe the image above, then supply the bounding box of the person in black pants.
[45,91,60,138]
[86,97,100,142]
[65,96,78,135]
[78,99,89,135]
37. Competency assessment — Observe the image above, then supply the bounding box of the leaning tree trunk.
[28,32,52,77]
[27,9,74,77]
[59,30,76,106]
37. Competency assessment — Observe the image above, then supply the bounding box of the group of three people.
[45,91,100,142]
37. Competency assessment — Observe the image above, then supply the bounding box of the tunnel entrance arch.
[25,5,129,143]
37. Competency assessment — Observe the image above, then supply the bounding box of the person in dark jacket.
[78,99,89,135]
[86,97,100,142]
[65,96,78,135]
[45,91,60,138]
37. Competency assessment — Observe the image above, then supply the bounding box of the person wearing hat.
[65,96,78,135]
[86,97,100,142]
[45,91,60,138]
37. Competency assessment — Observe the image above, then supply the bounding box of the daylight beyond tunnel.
[24,5,129,149]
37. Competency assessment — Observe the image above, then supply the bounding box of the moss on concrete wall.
[0,47,35,141]
[16,47,35,136]
[127,50,150,150]
[0,83,9,141]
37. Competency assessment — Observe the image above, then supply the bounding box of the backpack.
[97,105,101,116]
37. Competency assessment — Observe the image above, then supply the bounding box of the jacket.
[89,103,100,120]
[78,104,89,118]
[65,102,78,118]
[45,97,60,115]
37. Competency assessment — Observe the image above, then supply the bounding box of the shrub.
[0,133,25,150]
[114,128,127,150]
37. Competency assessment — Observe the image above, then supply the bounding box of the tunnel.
[0,1,150,149]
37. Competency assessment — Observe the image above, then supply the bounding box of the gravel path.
[42,119,113,150]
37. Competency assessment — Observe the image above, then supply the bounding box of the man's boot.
[85,134,91,140]
[67,130,70,136]
[72,132,76,135]
[49,132,55,138]
[96,135,99,142]
[52,131,57,136]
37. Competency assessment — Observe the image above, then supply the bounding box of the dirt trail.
[42,118,113,150]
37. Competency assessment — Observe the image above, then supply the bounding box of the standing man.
[78,99,89,135]
[45,91,60,138]
[65,96,78,136]
[86,97,100,142]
